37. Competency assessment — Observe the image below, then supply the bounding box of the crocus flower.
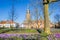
[54,33,60,38]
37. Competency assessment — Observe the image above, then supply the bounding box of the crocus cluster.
[0,34,41,40]
[0,33,60,40]
[0,34,29,38]
[47,33,60,40]
[54,33,60,38]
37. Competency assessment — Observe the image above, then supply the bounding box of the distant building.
[0,20,16,28]
[22,9,32,29]
[55,22,60,28]
[22,9,54,29]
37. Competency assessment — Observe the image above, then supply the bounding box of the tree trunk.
[44,3,51,34]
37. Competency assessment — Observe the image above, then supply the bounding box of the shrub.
[10,25,15,29]
[3,26,5,29]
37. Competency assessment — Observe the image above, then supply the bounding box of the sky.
[0,0,60,23]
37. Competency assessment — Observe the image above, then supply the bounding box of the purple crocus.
[54,33,60,38]
[0,34,29,38]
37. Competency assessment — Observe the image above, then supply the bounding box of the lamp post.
[43,0,59,34]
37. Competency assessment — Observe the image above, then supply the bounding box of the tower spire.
[26,5,31,21]
[27,4,30,14]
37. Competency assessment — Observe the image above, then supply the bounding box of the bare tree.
[8,0,18,29]
[8,0,17,22]
[54,14,60,25]
[30,0,59,34]
[30,0,43,29]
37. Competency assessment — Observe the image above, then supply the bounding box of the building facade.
[22,9,54,29]
[0,20,16,28]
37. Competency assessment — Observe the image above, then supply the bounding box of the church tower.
[26,9,31,21]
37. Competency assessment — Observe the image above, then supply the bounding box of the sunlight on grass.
[5,29,38,34]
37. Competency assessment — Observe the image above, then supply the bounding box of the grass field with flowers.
[0,28,60,40]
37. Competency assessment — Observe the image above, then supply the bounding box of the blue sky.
[0,0,30,23]
[0,0,60,23]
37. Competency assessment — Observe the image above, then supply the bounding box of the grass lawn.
[5,29,38,34]
[51,28,60,34]
[0,28,11,33]
[1,28,60,34]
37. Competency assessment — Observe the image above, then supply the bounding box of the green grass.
[51,28,60,34]
[0,28,11,33]
[40,32,48,37]
[5,29,38,34]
